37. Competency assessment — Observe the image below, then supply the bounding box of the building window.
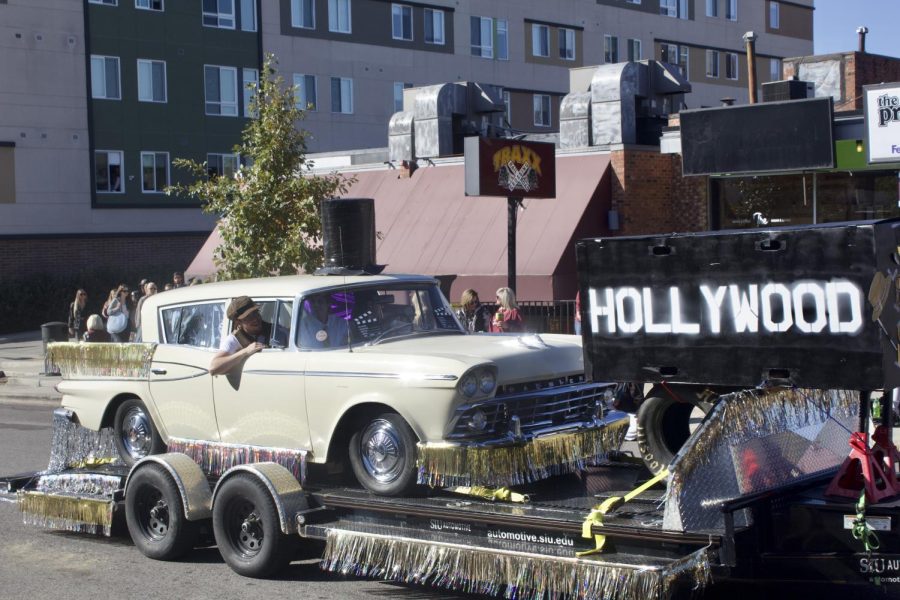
[331,77,353,114]
[532,24,549,58]
[496,19,508,60]
[627,38,642,62]
[663,0,688,18]
[141,151,169,193]
[392,4,413,41]
[706,0,717,17]
[90,56,120,100]
[329,0,351,33]
[135,0,162,11]
[770,57,782,81]
[242,68,258,117]
[625,0,640,4]
[725,52,738,80]
[660,43,689,78]
[95,150,123,193]
[559,28,576,60]
[89,0,118,5]
[769,1,779,28]
[202,0,235,29]
[706,49,719,78]
[604,35,618,64]
[424,8,444,44]
[292,0,315,28]
[471,16,493,58]
[294,74,318,111]
[393,82,412,112]
[137,59,166,103]
[533,94,551,127]
[207,153,239,179]
[0,145,14,205]
[204,65,238,116]
[240,0,256,31]
[503,90,511,124]
[726,0,737,20]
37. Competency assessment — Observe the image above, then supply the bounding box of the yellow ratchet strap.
[448,485,529,503]
[577,468,669,557]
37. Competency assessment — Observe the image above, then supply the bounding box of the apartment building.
[265,0,813,152]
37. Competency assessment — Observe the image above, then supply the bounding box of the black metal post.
[507,197,521,293]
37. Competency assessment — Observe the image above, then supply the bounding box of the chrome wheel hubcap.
[360,419,404,484]
[122,406,152,459]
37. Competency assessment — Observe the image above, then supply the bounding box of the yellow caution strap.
[447,485,529,503]
[577,468,669,557]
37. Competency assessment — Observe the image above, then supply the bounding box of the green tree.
[167,54,352,280]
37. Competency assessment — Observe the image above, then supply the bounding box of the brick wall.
[845,52,900,112]
[609,149,708,235]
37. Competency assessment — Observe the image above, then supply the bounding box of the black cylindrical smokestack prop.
[317,198,384,275]
[857,26,868,53]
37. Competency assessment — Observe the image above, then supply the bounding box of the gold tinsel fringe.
[417,419,629,488]
[18,491,115,537]
[321,528,711,600]
[47,342,156,379]
[667,388,858,514]
[167,438,307,481]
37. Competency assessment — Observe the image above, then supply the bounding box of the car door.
[147,301,222,442]
[212,299,311,450]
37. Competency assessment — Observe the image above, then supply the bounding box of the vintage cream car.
[55,274,624,495]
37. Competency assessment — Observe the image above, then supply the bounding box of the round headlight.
[461,374,477,397]
[478,371,496,395]
[467,409,488,431]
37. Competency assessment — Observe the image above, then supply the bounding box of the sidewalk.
[0,331,62,407]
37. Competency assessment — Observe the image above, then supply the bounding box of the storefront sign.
[464,137,556,198]
[864,83,900,164]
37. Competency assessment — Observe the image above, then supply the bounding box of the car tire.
[636,388,708,475]
[348,412,418,496]
[125,464,198,561]
[114,398,166,466]
[213,474,297,578]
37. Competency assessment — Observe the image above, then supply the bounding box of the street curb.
[0,396,61,408]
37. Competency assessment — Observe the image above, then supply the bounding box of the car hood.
[351,332,585,383]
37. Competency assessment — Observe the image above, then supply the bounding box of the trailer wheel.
[213,474,297,578]
[125,464,198,560]
[114,398,165,465]
[349,412,417,496]
[636,389,710,475]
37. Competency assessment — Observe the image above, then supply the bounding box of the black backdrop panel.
[680,97,835,176]
[576,220,900,390]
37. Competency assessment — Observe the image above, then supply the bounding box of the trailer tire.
[125,464,198,560]
[213,474,297,578]
[636,390,703,475]
[349,412,418,496]
[114,398,165,466]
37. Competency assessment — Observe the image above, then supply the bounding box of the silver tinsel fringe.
[35,473,123,497]
[167,437,307,481]
[321,528,711,600]
[18,491,115,537]
[46,342,156,379]
[47,411,121,473]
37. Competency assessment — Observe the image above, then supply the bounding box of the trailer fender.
[125,453,212,521]
[212,463,308,535]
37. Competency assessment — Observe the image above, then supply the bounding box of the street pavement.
[0,330,63,407]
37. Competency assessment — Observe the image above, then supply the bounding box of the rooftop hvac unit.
[761,79,814,102]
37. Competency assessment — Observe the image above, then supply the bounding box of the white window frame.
[770,57,782,81]
[202,0,235,29]
[625,0,641,4]
[393,82,413,112]
[604,35,618,64]
[239,0,256,31]
[90,55,121,100]
[242,68,258,117]
[135,0,163,11]
[706,0,718,17]
[204,65,239,117]
[627,38,642,62]
[532,24,550,58]
[660,0,676,18]
[533,94,551,128]
[706,49,720,78]
[725,52,738,80]
[140,151,169,193]
[496,19,508,60]
[726,0,737,21]
[95,150,124,194]
[294,74,317,111]
[291,0,315,28]
[770,1,779,29]
[331,77,353,114]
[137,59,167,103]
[392,4,413,41]
[329,0,352,33]
[90,0,118,5]
[502,89,511,124]
[207,153,239,179]
[471,16,494,59]
[559,28,576,61]
[679,45,690,77]
[424,8,444,45]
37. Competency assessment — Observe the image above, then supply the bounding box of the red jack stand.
[825,431,899,502]
[872,424,900,487]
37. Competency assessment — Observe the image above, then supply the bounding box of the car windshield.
[296,283,463,349]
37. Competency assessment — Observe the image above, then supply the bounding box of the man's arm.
[209,342,264,375]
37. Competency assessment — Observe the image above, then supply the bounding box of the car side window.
[271,300,293,348]
[160,302,224,349]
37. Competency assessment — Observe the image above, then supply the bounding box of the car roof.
[141,273,437,313]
